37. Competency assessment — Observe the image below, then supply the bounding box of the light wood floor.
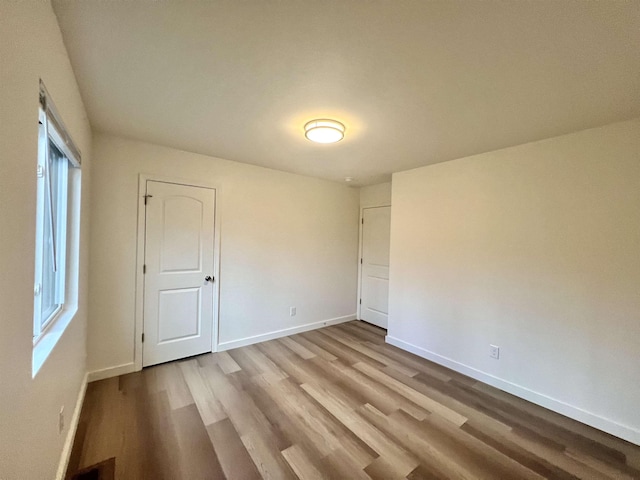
[67,321,640,479]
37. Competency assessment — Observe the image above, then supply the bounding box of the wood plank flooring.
[67,321,640,479]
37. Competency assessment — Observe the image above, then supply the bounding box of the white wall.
[388,118,640,444]
[0,2,92,479]
[88,133,359,373]
[360,182,392,208]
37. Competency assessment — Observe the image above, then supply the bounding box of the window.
[33,81,82,375]
[34,131,69,335]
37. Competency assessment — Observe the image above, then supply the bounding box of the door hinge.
[362,218,364,224]
[143,264,146,274]
[360,258,363,264]
[359,299,362,305]
[142,333,145,343]
[144,194,153,205]
[37,165,44,178]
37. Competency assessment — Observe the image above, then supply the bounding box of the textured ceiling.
[52,0,640,185]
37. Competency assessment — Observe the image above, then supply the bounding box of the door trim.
[134,173,222,372]
[357,204,391,322]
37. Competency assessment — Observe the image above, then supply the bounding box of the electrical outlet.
[290,306,296,316]
[58,406,65,434]
[489,345,500,359]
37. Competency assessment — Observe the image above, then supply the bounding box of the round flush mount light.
[304,119,345,144]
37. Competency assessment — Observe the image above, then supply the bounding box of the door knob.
[205,275,213,282]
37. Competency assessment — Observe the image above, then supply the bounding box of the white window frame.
[33,111,70,338]
[32,81,82,376]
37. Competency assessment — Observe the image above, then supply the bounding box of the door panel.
[157,288,201,343]
[143,181,215,367]
[365,274,389,314]
[360,206,391,329]
[160,196,203,273]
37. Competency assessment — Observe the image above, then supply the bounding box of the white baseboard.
[87,362,136,382]
[85,315,356,381]
[218,314,356,351]
[56,372,88,480]
[386,335,640,446]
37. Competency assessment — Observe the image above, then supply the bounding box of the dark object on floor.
[69,457,115,480]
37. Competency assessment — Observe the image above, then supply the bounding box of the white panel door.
[143,181,215,367]
[360,206,391,328]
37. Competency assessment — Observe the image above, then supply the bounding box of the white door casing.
[143,180,215,367]
[360,206,391,329]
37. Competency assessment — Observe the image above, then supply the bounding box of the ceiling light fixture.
[304,119,345,144]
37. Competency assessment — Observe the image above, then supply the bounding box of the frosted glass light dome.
[304,119,345,144]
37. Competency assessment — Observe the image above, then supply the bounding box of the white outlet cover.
[290,307,296,316]
[489,345,500,359]
[59,406,65,434]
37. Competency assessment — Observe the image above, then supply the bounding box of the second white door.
[360,206,391,329]
[143,180,216,367]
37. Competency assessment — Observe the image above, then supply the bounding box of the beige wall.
[360,182,392,208]
[88,133,359,373]
[0,2,92,479]
[388,118,640,444]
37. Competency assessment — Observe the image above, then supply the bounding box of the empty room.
[1,1,639,479]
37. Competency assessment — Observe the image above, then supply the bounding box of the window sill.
[32,304,77,378]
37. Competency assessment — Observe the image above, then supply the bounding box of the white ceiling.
[52,1,640,186]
